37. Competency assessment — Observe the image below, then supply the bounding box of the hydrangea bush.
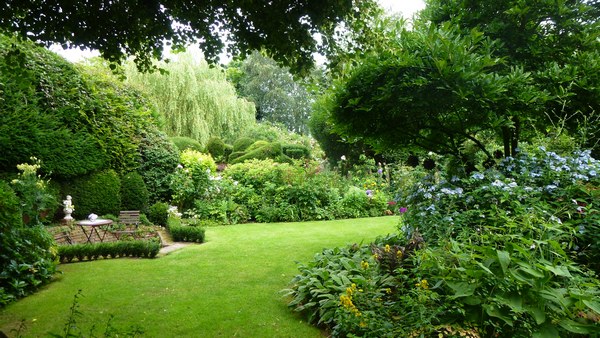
[402,147,600,270]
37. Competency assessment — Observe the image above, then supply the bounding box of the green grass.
[0,217,398,337]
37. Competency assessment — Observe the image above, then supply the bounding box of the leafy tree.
[422,0,600,155]
[329,24,546,162]
[124,52,256,146]
[0,0,379,73]
[229,51,314,134]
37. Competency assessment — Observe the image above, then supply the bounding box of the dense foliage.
[287,145,600,336]
[423,0,600,157]
[0,0,379,73]
[0,35,105,177]
[137,130,179,204]
[0,179,56,307]
[182,159,392,224]
[170,136,204,153]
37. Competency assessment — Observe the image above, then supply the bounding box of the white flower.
[530,243,536,250]
[340,155,346,161]
[471,172,485,180]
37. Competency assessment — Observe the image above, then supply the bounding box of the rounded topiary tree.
[232,137,256,152]
[148,202,169,227]
[205,136,227,162]
[66,170,121,219]
[170,136,203,152]
[120,172,149,212]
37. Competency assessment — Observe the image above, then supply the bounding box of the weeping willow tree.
[124,52,256,145]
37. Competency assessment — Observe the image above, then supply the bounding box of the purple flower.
[399,207,408,213]
[366,189,373,198]
[377,168,383,175]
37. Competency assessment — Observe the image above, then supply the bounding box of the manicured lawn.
[0,217,397,337]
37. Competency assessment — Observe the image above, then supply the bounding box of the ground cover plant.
[287,145,600,337]
[0,217,397,336]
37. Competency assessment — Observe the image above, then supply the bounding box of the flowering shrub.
[10,158,58,223]
[171,150,217,210]
[402,148,600,246]
[288,146,600,337]
[0,181,57,306]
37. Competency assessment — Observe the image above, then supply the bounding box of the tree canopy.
[228,51,314,134]
[423,0,600,154]
[0,0,378,73]
[124,52,256,146]
[323,0,600,164]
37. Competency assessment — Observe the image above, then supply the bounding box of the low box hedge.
[58,240,161,263]
[169,225,206,243]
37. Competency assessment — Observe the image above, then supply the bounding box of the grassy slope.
[0,217,398,337]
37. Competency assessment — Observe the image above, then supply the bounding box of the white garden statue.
[63,195,74,222]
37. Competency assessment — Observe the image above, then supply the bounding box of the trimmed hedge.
[232,137,255,152]
[148,202,169,226]
[58,240,161,263]
[230,141,292,164]
[170,136,203,152]
[282,144,310,159]
[137,130,179,204]
[169,225,206,243]
[120,172,149,212]
[205,136,227,161]
[64,170,121,219]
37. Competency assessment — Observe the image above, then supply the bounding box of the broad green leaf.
[582,299,600,315]
[496,292,522,312]
[484,304,513,325]
[446,281,477,298]
[525,305,546,325]
[544,264,571,278]
[475,262,494,275]
[532,324,559,338]
[558,319,595,334]
[497,250,510,274]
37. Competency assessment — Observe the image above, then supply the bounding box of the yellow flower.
[384,244,391,253]
[361,260,369,270]
[415,279,429,289]
[359,321,367,328]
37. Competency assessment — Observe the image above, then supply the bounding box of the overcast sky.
[379,0,425,17]
[52,0,426,62]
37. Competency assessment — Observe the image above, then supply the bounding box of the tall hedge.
[65,170,121,219]
[0,35,106,177]
[0,34,162,179]
[138,130,179,204]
